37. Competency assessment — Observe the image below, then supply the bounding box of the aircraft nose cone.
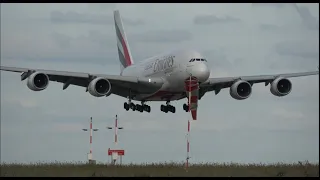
[187,63,210,83]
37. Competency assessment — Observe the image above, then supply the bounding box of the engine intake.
[88,77,112,97]
[230,80,252,100]
[270,77,292,96]
[27,72,49,91]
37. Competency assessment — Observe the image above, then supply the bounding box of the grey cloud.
[259,24,280,31]
[202,49,233,68]
[131,30,193,43]
[122,18,145,27]
[51,31,115,49]
[251,3,286,8]
[0,101,42,126]
[46,31,118,65]
[268,40,319,70]
[50,11,110,24]
[86,3,117,11]
[50,11,144,26]
[51,32,73,49]
[3,56,118,66]
[232,58,246,67]
[193,14,241,25]
[202,49,250,72]
[275,41,319,59]
[75,30,115,49]
[292,4,319,30]
[87,30,113,48]
[253,3,319,30]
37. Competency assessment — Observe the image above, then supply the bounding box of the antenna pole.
[107,115,124,165]
[186,119,191,171]
[82,117,98,163]
[90,117,93,154]
[185,74,192,171]
[115,115,118,146]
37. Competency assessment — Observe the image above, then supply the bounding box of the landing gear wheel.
[183,103,189,112]
[163,106,168,113]
[124,102,129,111]
[135,104,142,112]
[140,105,144,113]
[160,105,165,112]
[170,106,176,113]
[130,103,136,111]
[161,104,176,113]
[161,104,170,113]
[143,105,151,113]
[124,101,151,113]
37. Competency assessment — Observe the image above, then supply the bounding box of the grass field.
[1,161,318,177]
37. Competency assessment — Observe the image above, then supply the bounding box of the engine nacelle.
[230,80,252,100]
[270,77,292,97]
[27,72,49,91]
[88,77,112,97]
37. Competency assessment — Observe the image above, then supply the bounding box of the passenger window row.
[189,58,207,62]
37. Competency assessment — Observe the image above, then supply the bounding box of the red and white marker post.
[184,75,199,171]
[185,119,191,171]
[184,75,199,120]
[82,117,99,162]
[107,115,125,165]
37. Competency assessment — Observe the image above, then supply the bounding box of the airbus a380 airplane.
[1,10,319,120]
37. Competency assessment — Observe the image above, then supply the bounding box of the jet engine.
[88,77,112,97]
[230,80,252,100]
[27,72,50,91]
[270,77,292,97]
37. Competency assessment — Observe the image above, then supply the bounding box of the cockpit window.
[189,58,207,62]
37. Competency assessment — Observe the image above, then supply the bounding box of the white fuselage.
[121,49,210,101]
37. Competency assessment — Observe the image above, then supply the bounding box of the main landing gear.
[124,101,151,113]
[183,103,189,112]
[123,90,151,113]
[160,101,176,113]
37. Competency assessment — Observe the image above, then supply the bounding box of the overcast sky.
[1,3,319,165]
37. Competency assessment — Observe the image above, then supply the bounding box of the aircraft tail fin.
[114,10,134,74]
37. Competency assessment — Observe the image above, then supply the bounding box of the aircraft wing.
[0,66,164,96]
[200,70,319,95]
